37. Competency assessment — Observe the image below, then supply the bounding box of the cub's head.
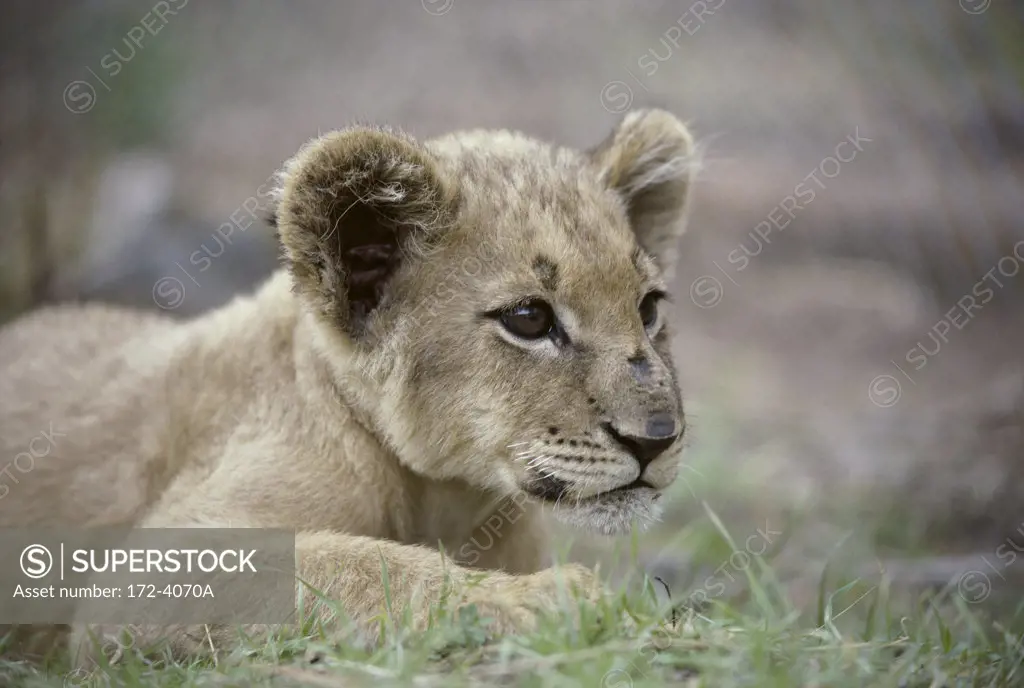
[274,110,697,535]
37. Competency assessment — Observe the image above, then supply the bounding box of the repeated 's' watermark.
[957,522,1024,603]
[600,0,727,113]
[63,0,189,115]
[960,0,992,14]
[151,172,277,310]
[868,241,1024,408]
[689,129,871,309]
[422,0,455,15]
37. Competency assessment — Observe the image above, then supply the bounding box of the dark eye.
[500,300,555,339]
[639,291,663,329]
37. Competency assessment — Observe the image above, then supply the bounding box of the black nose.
[603,415,680,473]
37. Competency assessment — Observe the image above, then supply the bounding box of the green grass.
[3,512,1022,688]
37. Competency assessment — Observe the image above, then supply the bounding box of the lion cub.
[0,109,695,661]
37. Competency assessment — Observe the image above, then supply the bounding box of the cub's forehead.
[427,130,658,297]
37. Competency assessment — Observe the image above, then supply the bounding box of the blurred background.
[1,0,1022,619]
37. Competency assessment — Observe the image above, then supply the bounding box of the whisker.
[527,455,553,469]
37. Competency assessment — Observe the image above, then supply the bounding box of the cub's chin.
[547,485,664,536]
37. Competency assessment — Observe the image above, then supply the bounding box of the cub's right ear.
[273,127,459,337]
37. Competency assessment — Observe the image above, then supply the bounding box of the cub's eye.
[639,291,664,329]
[500,300,555,340]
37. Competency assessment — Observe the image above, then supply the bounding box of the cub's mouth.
[524,475,656,503]
[599,478,657,497]
[522,475,663,535]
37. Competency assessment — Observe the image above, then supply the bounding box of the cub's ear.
[590,109,698,277]
[274,127,459,337]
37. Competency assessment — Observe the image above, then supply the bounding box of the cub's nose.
[645,413,677,439]
[604,413,681,473]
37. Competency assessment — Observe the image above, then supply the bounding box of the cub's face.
[275,111,696,535]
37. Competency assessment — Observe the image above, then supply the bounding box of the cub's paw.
[525,563,604,603]
[456,563,605,635]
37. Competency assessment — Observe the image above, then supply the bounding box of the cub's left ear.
[590,109,698,277]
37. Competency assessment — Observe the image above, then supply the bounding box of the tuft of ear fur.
[591,109,698,277]
[273,127,459,337]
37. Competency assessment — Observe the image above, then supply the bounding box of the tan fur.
[0,110,697,665]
